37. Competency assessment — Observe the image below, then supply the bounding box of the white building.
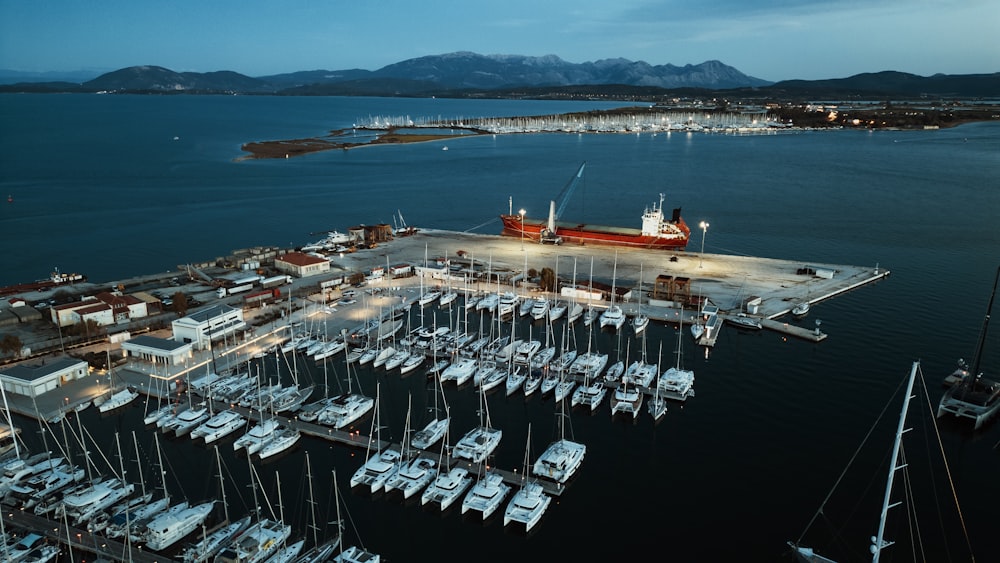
[275,251,330,278]
[0,357,89,398]
[171,304,247,350]
[122,334,193,367]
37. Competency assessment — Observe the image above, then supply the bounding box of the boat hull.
[500,214,690,250]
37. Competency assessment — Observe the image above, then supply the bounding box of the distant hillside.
[0,54,995,99]
[768,71,1000,98]
[82,65,272,93]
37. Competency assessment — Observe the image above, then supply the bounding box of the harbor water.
[1,94,999,561]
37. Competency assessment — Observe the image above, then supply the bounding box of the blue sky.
[1,0,996,81]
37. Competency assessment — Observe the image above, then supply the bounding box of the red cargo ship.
[0,269,87,297]
[500,163,690,249]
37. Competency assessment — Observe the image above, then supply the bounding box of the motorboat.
[317,394,374,429]
[530,298,550,320]
[162,406,209,437]
[190,410,245,443]
[461,471,510,520]
[144,501,214,550]
[791,301,810,316]
[512,340,542,366]
[421,467,473,510]
[333,545,381,563]
[728,312,763,330]
[497,291,519,316]
[518,298,535,317]
[532,439,585,484]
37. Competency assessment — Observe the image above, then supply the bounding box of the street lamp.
[519,209,526,250]
[699,221,709,268]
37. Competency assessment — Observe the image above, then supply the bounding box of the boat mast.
[969,265,999,380]
[215,445,230,524]
[306,452,320,548]
[871,360,919,562]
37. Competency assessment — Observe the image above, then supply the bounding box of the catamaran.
[504,424,551,531]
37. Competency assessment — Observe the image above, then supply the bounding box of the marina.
[1,94,996,562]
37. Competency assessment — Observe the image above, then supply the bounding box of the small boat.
[936,266,1000,430]
[257,427,301,460]
[791,301,811,316]
[190,410,245,443]
[98,387,139,413]
[728,312,762,330]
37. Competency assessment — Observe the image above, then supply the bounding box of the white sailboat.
[599,252,626,331]
[452,383,502,464]
[789,361,974,562]
[350,384,401,494]
[421,414,472,511]
[503,424,551,531]
[632,263,649,335]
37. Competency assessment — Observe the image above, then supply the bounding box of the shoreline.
[237,111,995,161]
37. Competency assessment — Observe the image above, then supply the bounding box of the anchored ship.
[500,162,690,249]
[0,268,87,296]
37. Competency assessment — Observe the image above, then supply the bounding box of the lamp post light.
[519,209,526,251]
[699,221,709,268]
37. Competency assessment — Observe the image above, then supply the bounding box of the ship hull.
[500,215,690,250]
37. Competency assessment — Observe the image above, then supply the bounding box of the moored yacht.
[190,410,246,443]
[503,480,550,531]
[384,456,437,499]
[350,447,401,495]
[317,394,374,429]
[215,518,291,563]
[452,426,502,464]
[421,467,473,511]
[178,514,251,563]
[532,439,585,484]
[145,500,214,550]
[461,470,510,520]
[257,427,301,460]
[610,378,643,418]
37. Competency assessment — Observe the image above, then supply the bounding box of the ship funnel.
[548,201,556,232]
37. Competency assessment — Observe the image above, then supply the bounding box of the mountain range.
[1,52,997,98]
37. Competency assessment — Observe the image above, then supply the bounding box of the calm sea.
[2,95,999,561]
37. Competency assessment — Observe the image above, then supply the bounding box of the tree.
[0,334,22,357]
[172,291,189,316]
[539,267,556,292]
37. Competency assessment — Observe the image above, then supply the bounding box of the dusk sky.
[1,0,996,82]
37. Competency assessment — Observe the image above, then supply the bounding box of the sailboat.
[411,366,449,450]
[599,252,626,331]
[452,382,502,464]
[632,263,649,335]
[647,342,668,422]
[333,468,381,562]
[421,410,473,510]
[657,315,695,402]
[937,265,1000,429]
[533,396,586,484]
[384,396,437,500]
[503,424,551,531]
[789,361,975,562]
[96,354,139,413]
[350,384,401,495]
[567,257,584,324]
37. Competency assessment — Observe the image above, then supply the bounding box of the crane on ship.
[538,161,586,244]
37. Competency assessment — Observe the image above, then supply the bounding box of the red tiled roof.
[277,252,329,267]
